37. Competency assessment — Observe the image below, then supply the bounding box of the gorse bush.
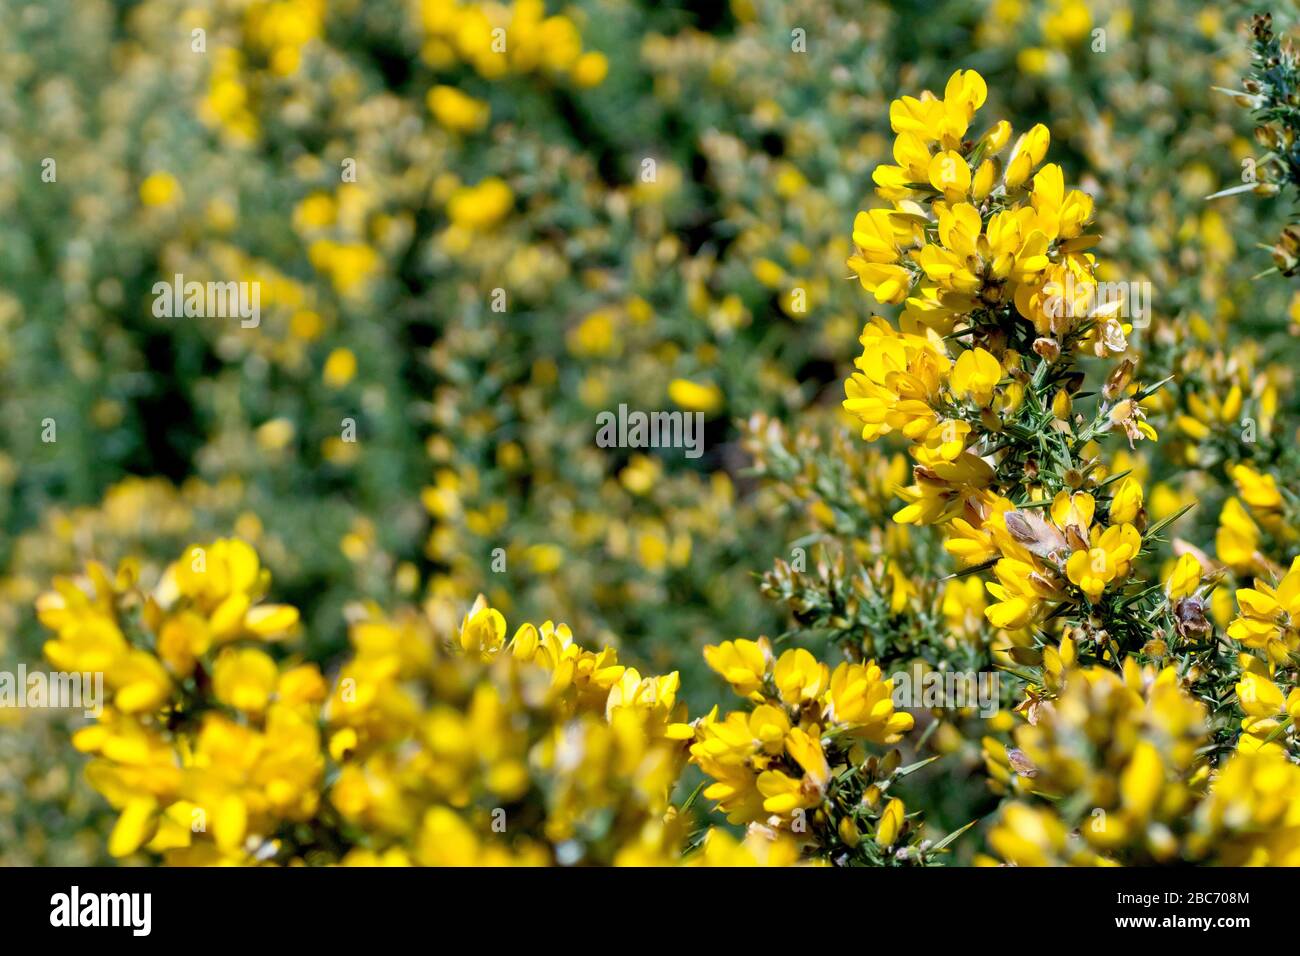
[4,0,1300,867]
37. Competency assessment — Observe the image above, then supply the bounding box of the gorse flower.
[837,68,1300,868]
[39,542,699,866]
[688,640,922,864]
[1228,556,1300,666]
[843,70,1173,676]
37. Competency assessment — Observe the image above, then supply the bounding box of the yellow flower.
[689,828,803,867]
[772,648,829,707]
[928,150,971,202]
[1165,553,1203,601]
[571,51,608,88]
[459,596,507,657]
[427,85,490,132]
[987,803,1072,866]
[111,650,172,713]
[985,556,1062,628]
[949,347,1002,406]
[823,661,914,743]
[109,797,159,858]
[690,710,765,823]
[1230,463,1284,519]
[605,668,694,740]
[1108,476,1144,525]
[293,192,335,231]
[847,209,912,303]
[668,378,723,414]
[842,319,949,442]
[212,647,279,715]
[1065,523,1142,602]
[1228,557,1300,665]
[323,347,357,388]
[757,727,830,815]
[1119,741,1165,820]
[255,418,295,452]
[1005,123,1050,190]
[1216,496,1262,574]
[1029,163,1094,240]
[875,797,905,846]
[785,727,831,787]
[1234,671,1294,754]
[893,452,995,526]
[703,638,772,697]
[887,68,985,151]
[160,539,299,641]
[308,240,381,296]
[567,309,619,357]
[447,177,513,230]
[139,172,181,208]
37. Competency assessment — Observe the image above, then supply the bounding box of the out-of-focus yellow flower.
[139,172,181,208]
[1217,497,1262,574]
[213,647,279,715]
[668,378,723,414]
[428,85,490,132]
[323,347,357,388]
[447,177,513,230]
[571,51,608,88]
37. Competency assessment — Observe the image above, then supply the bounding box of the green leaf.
[894,754,942,778]
[930,818,978,852]
[1145,503,1195,539]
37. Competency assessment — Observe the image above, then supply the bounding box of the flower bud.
[838,816,861,848]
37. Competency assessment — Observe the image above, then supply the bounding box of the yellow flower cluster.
[327,595,696,865]
[983,658,1204,863]
[1208,457,1300,766]
[245,0,326,77]
[844,70,1165,665]
[850,70,1112,351]
[1222,512,1300,761]
[38,541,310,861]
[36,542,705,865]
[293,186,385,298]
[844,69,1300,868]
[691,638,920,862]
[1187,750,1300,865]
[984,656,1300,866]
[198,2,328,144]
[418,0,607,87]
[1215,463,1291,577]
